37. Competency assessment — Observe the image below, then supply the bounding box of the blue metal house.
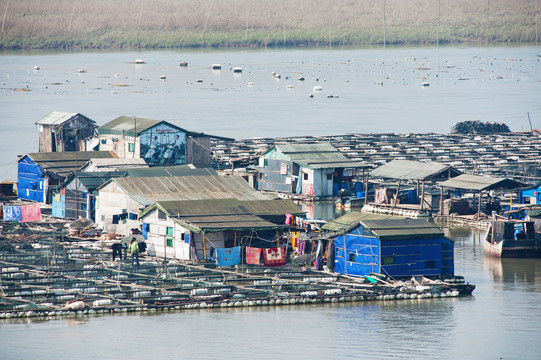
[323,212,454,278]
[17,151,115,203]
[519,183,541,205]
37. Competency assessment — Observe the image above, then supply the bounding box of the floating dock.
[0,227,474,322]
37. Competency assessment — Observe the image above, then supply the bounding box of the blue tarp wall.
[334,225,451,278]
[380,237,443,277]
[18,156,46,203]
[334,226,380,276]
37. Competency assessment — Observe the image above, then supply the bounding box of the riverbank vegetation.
[0,0,538,49]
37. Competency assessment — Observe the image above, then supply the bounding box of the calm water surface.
[1,46,541,359]
[1,46,540,179]
[1,228,541,360]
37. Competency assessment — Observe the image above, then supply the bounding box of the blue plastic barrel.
[408,189,417,204]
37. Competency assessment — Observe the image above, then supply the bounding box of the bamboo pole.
[203,233,207,260]
[276,229,280,247]
[478,191,482,218]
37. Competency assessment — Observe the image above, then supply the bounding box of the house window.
[128,142,135,152]
[259,173,264,180]
[264,159,268,166]
[166,227,173,236]
[348,253,356,262]
[166,238,173,247]
[327,174,332,180]
[101,139,107,144]
[303,173,309,181]
[426,260,436,269]
[383,256,395,265]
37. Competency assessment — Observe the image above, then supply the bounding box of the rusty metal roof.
[370,160,461,181]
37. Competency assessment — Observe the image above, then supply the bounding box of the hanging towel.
[215,246,241,267]
[285,213,293,225]
[291,232,299,251]
[262,247,286,267]
[246,246,262,265]
[20,203,42,222]
[141,223,148,239]
[298,240,306,255]
[3,206,22,222]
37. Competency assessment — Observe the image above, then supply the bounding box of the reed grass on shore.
[0,0,538,49]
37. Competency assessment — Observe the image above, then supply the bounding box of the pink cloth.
[285,213,293,225]
[20,203,42,222]
[246,247,262,265]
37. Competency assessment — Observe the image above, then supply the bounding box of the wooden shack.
[36,111,97,153]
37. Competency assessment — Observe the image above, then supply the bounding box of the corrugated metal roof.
[36,111,95,126]
[359,218,444,240]
[98,116,165,136]
[156,198,248,216]
[108,175,268,206]
[85,158,148,169]
[23,151,115,177]
[125,166,217,177]
[438,174,525,191]
[74,171,127,192]
[172,214,281,233]
[322,212,397,232]
[273,143,369,169]
[146,198,286,233]
[241,199,305,216]
[370,160,461,180]
[98,116,232,140]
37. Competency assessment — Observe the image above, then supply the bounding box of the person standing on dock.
[130,238,140,267]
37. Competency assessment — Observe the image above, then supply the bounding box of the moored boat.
[484,215,540,258]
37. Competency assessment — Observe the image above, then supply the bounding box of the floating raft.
[0,235,474,322]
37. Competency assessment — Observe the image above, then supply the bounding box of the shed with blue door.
[519,183,541,205]
[18,151,115,204]
[323,212,454,278]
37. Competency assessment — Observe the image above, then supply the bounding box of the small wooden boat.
[212,64,221,70]
[233,67,242,73]
[484,215,540,258]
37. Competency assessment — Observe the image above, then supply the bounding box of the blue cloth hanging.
[3,206,22,222]
[215,246,241,267]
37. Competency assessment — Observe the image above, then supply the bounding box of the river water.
[1,227,541,359]
[1,46,541,359]
[1,45,540,180]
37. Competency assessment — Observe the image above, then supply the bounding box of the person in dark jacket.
[112,243,122,261]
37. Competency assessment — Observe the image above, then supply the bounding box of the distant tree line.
[451,121,511,134]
